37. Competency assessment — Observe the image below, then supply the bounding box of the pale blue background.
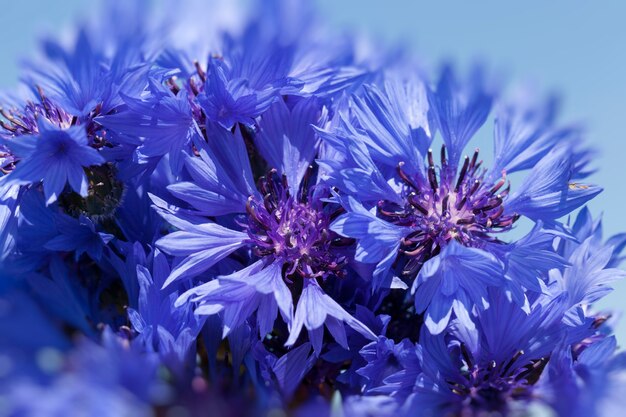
[1,1,625,342]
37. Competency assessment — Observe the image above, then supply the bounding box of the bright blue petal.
[429,65,494,167]
[156,221,248,287]
[331,196,410,289]
[254,97,323,193]
[507,146,601,220]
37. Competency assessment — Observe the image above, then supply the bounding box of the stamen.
[468,179,480,196]
[0,108,28,130]
[501,350,524,376]
[469,148,479,170]
[428,166,438,191]
[246,196,262,224]
[489,177,506,194]
[166,78,181,95]
[400,245,425,257]
[194,60,207,82]
[441,194,450,216]
[0,120,17,132]
[474,195,502,213]
[397,161,420,191]
[244,170,345,282]
[455,195,468,211]
[381,145,519,276]
[427,148,435,167]
[299,165,314,202]
[407,193,429,215]
[263,193,276,213]
[455,156,470,192]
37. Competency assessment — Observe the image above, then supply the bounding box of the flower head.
[244,169,346,280]
[324,67,600,295]
[381,145,518,273]
[155,97,374,351]
[3,121,104,205]
[392,290,567,416]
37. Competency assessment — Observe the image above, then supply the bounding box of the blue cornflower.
[0,89,74,139]
[154,97,375,351]
[488,222,567,295]
[44,214,114,261]
[1,0,625,415]
[394,289,567,416]
[546,209,626,332]
[4,190,113,275]
[557,206,626,269]
[0,22,148,228]
[0,24,148,160]
[197,19,364,129]
[323,66,600,293]
[95,16,367,181]
[2,121,104,205]
[29,30,110,117]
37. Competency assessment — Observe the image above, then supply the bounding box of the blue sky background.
[1,0,625,342]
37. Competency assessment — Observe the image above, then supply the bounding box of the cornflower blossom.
[0,1,624,416]
[152,98,376,352]
[321,69,599,331]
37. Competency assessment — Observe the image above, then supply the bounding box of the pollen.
[568,182,590,190]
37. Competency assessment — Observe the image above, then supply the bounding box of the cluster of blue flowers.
[1,1,625,416]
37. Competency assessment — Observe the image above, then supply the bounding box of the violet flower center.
[379,145,519,276]
[455,347,546,413]
[243,170,346,281]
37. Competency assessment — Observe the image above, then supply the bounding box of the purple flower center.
[379,146,519,276]
[0,89,107,174]
[454,347,546,413]
[0,90,73,137]
[243,170,346,280]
